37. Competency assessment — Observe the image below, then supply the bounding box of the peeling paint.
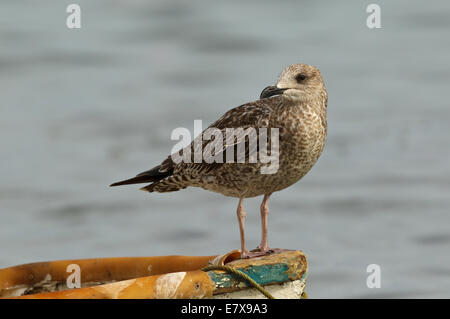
[94,279,136,299]
[206,251,307,295]
[154,271,186,299]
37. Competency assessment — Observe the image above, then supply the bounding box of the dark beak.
[260,85,287,99]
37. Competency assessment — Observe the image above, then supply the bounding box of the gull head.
[260,64,325,102]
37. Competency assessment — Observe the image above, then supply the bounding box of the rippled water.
[1,1,450,298]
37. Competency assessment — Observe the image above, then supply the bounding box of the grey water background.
[1,0,449,298]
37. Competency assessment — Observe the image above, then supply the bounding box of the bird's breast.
[276,103,327,178]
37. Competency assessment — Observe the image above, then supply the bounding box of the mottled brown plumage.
[111,64,327,258]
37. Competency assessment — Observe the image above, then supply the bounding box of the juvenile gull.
[111,64,328,258]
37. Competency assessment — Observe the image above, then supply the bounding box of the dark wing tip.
[110,165,172,187]
[109,179,135,187]
[110,181,123,187]
[109,175,156,187]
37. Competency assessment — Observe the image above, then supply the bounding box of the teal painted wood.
[207,264,289,289]
[206,251,307,293]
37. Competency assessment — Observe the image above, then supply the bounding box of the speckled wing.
[159,97,283,177]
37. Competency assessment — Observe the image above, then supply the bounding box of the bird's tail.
[110,165,171,187]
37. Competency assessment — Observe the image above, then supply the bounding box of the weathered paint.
[206,250,307,294]
[208,264,290,289]
[154,271,186,298]
[0,250,307,299]
[11,270,214,299]
[212,278,306,299]
[94,279,137,299]
[0,255,217,297]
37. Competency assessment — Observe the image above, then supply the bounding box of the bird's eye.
[295,74,306,82]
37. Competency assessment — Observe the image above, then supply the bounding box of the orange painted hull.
[0,251,241,299]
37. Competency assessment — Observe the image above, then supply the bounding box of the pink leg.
[238,194,290,259]
[257,193,271,253]
[237,198,249,258]
[255,194,292,257]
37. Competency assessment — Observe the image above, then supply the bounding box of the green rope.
[202,265,275,299]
